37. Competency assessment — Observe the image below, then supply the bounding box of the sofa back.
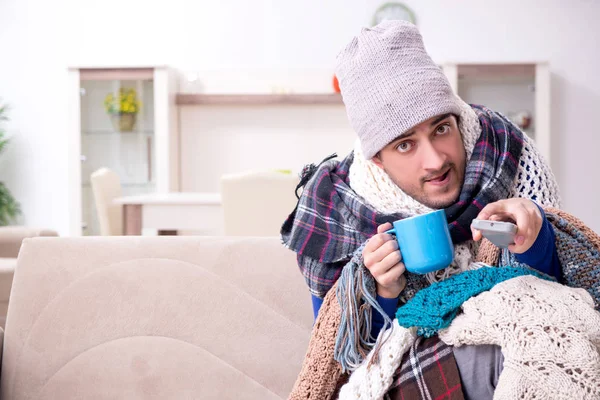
[2,236,313,399]
[0,227,58,258]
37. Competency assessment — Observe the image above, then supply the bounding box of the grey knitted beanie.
[335,20,462,159]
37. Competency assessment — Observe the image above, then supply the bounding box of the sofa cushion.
[1,236,313,399]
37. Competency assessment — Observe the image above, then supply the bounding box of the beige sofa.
[0,227,58,327]
[1,235,313,399]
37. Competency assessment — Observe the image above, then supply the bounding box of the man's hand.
[363,222,407,298]
[471,198,543,254]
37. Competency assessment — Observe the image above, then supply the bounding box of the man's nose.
[421,140,446,171]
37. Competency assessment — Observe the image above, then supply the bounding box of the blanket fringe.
[334,259,393,372]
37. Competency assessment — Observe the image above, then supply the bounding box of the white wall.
[174,68,356,193]
[180,104,354,192]
[0,0,599,235]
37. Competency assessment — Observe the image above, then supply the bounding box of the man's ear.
[372,153,385,169]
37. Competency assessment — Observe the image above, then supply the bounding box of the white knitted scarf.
[339,276,600,400]
[348,97,562,283]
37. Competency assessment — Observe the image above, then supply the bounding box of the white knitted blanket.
[338,322,417,399]
[440,276,600,400]
[339,276,600,400]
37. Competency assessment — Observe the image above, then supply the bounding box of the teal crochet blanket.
[396,266,552,337]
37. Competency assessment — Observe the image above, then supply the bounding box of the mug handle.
[385,228,396,235]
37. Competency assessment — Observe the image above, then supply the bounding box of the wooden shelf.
[457,63,537,78]
[176,93,343,106]
[82,182,153,188]
[82,130,154,136]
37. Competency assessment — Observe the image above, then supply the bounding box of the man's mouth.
[425,169,451,186]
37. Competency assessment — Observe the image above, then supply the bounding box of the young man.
[282,20,562,399]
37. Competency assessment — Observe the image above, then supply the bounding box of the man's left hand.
[471,198,543,254]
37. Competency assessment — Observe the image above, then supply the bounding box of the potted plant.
[103,87,142,132]
[0,102,20,225]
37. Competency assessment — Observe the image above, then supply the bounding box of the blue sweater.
[310,207,561,337]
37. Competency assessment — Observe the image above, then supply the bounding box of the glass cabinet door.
[79,72,155,236]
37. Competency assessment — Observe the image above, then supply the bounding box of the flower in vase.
[104,88,142,132]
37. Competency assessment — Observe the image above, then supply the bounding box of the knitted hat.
[335,20,463,159]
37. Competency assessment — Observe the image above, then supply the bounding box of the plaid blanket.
[281,104,524,298]
[387,336,464,400]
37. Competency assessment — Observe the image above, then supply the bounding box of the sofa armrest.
[0,326,4,362]
[0,227,58,258]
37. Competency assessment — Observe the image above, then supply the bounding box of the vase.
[110,113,137,132]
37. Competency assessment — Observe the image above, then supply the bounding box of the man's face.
[372,114,466,209]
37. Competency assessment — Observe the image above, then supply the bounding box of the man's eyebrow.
[389,130,416,145]
[390,113,453,144]
[430,113,453,127]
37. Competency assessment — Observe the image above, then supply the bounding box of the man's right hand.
[363,222,407,299]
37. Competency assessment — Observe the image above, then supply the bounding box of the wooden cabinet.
[67,67,180,236]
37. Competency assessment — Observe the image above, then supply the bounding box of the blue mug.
[385,209,454,274]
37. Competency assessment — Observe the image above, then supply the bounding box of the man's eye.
[396,142,413,153]
[437,124,451,135]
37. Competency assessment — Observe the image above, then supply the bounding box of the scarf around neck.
[281,104,525,296]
